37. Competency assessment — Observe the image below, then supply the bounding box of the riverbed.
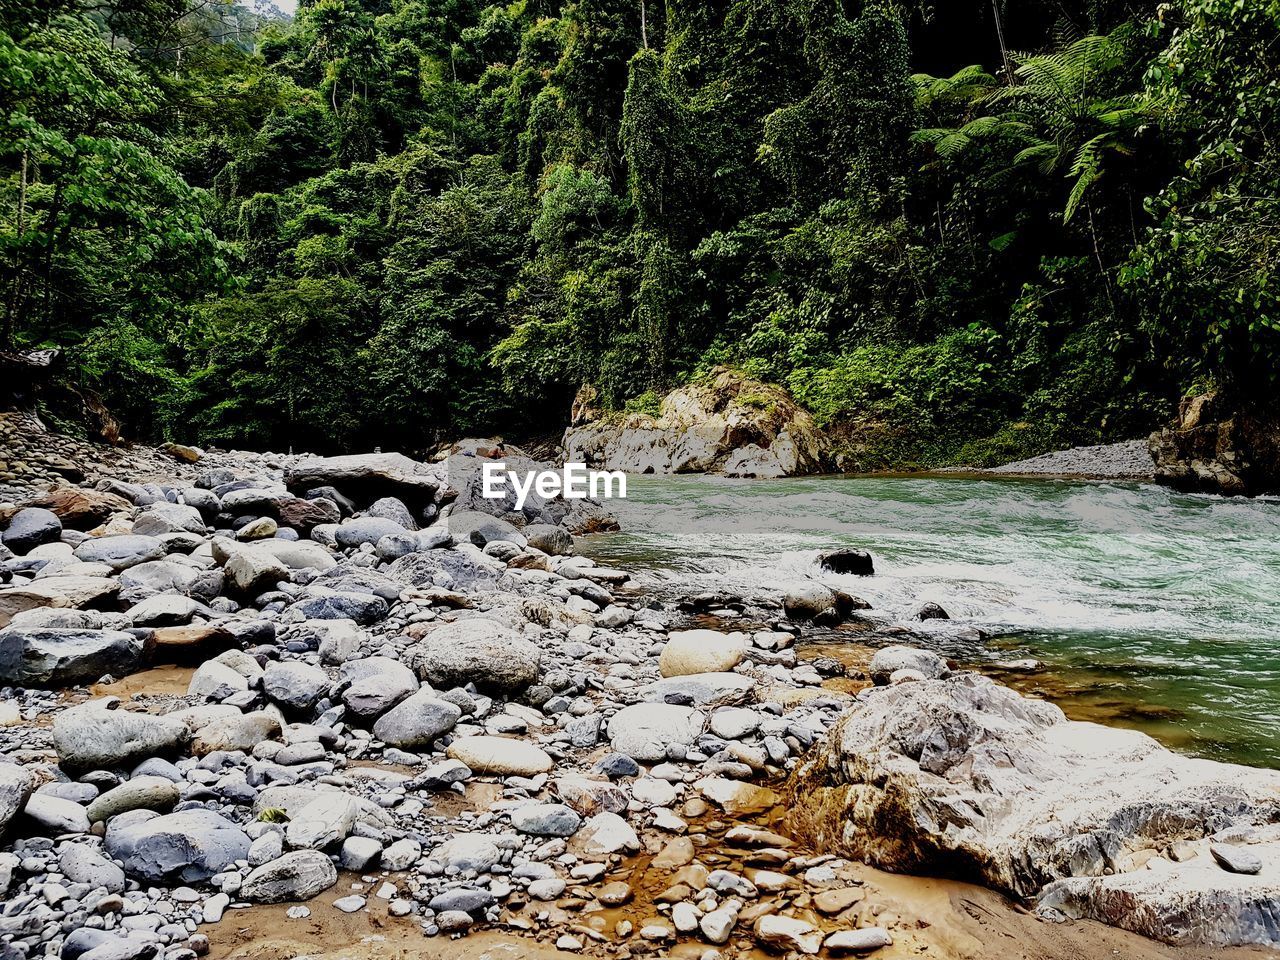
[582,474,1280,768]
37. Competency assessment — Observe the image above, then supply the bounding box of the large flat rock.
[788,670,1280,947]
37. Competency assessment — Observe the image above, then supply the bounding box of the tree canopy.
[3,0,1277,464]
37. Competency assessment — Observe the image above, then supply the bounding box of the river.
[581,473,1280,768]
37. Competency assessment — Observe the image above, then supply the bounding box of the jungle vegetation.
[2,0,1278,464]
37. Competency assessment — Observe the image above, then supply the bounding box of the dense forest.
[2,0,1277,464]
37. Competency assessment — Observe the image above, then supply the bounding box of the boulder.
[262,661,330,716]
[72,535,166,572]
[372,691,462,748]
[334,517,407,549]
[817,549,874,576]
[607,703,704,761]
[788,672,1280,947]
[19,488,130,530]
[659,629,747,678]
[0,575,120,628]
[126,594,198,627]
[191,712,281,755]
[284,452,439,502]
[285,794,359,850]
[2,507,62,553]
[275,496,341,533]
[255,539,337,572]
[447,736,554,777]
[366,496,417,530]
[0,764,32,838]
[446,511,527,549]
[132,503,205,537]
[85,776,179,823]
[58,843,126,892]
[340,656,418,719]
[0,627,148,686]
[217,541,288,596]
[104,809,250,883]
[643,672,756,708]
[407,619,540,692]
[53,700,188,774]
[509,802,581,837]
[24,794,91,834]
[522,524,573,556]
[867,645,948,685]
[384,550,500,592]
[240,850,338,903]
[781,581,838,620]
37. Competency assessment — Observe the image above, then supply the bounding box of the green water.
[582,474,1280,768]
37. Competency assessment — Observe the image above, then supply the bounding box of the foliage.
[1,0,1275,466]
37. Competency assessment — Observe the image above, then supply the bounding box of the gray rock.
[366,497,417,530]
[0,627,148,686]
[608,703,705,761]
[0,764,31,838]
[340,836,382,870]
[334,517,407,549]
[372,690,462,748]
[105,809,250,883]
[263,661,330,716]
[406,618,540,692]
[192,711,281,755]
[1211,844,1263,875]
[781,580,838,620]
[72,535,166,572]
[53,700,188,773]
[217,540,289,595]
[340,656,418,719]
[187,660,249,701]
[446,510,527,548]
[285,793,359,850]
[509,802,582,837]
[126,594,198,627]
[311,619,363,665]
[85,776,179,823]
[291,590,387,624]
[3,507,62,553]
[522,524,573,556]
[58,843,127,892]
[867,645,948,684]
[132,502,205,536]
[240,849,338,903]
[383,550,500,592]
[24,793,91,833]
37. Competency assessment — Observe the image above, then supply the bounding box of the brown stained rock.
[20,487,131,530]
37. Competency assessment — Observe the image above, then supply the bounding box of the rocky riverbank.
[0,420,1276,960]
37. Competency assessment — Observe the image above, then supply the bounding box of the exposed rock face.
[1149,392,1280,496]
[563,368,827,477]
[788,670,1280,947]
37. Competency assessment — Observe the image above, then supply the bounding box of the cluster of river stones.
[2,435,1279,960]
[0,446,904,960]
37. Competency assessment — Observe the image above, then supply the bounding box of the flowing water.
[581,474,1280,768]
